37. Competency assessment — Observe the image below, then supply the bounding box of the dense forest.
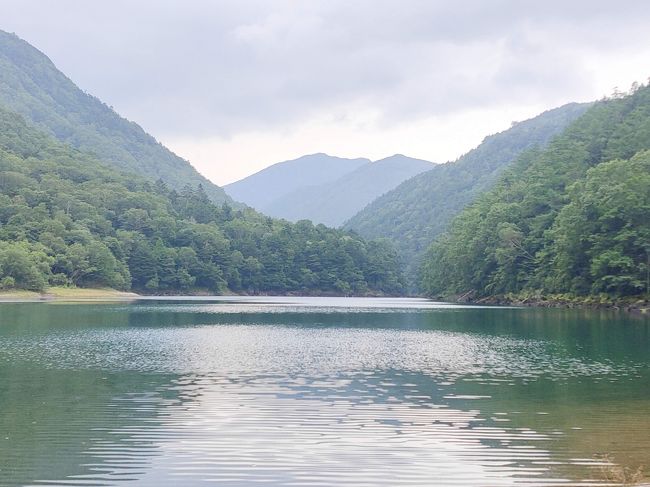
[0,30,230,204]
[344,103,590,279]
[0,106,404,295]
[420,84,650,299]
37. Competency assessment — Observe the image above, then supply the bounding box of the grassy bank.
[0,287,139,302]
[0,286,399,302]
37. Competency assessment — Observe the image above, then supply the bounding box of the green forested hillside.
[421,84,650,299]
[0,107,404,295]
[344,103,590,274]
[0,30,230,204]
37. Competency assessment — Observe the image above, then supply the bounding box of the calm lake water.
[0,297,648,486]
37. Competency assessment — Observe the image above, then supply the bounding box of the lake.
[0,297,648,486]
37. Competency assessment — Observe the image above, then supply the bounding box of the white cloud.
[1,0,649,184]
[167,103,551,185]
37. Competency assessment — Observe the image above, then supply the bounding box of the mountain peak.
[226,152,434,226]
[225,154,369,210]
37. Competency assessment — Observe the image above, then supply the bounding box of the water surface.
[0,297,648,486]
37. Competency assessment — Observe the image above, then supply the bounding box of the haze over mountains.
[226,153,434,226]
[225,153,370,213]
[0,29,230,204]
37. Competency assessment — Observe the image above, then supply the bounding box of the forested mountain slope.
[0,30,230,204]
[265,154,434,226]
[344,103,590,271]
[0,106,405,296]
[421,84,650,299]
[225,153,369,211]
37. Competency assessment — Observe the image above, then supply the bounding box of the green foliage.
[344,103,590,281]
[546,151,650,296]
[0,30,230,204]
[0,106,405,295]
[0,241,51,291]
[421,84,650,299]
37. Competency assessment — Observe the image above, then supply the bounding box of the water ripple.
[0,299,647,486]
[0,325,641,382]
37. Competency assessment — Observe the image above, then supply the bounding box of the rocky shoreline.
[454,292,650,315]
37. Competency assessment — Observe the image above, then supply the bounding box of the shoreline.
[0,287,400,303]
[0,287,140,302]
[452,292,649,315]
[2,287,648,316]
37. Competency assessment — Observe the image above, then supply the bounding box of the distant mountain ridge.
[265,154,435,226]
[225,153,370,211]
[0,30,230,203]
[343,102,591,277]
[226,153,434,226]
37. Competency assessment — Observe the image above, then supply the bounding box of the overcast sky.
[2,1,650,184]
